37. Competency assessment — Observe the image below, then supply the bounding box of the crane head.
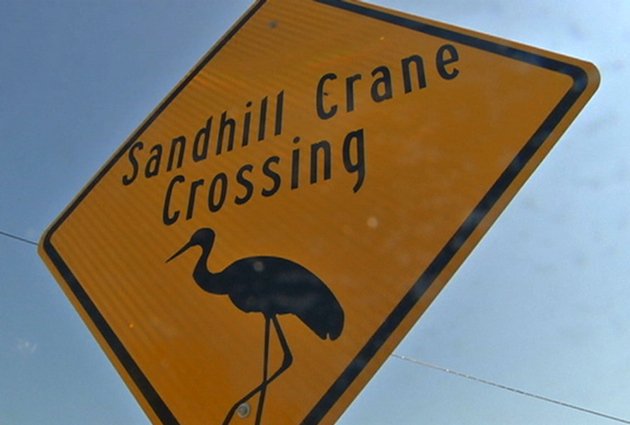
[166,227,216,263]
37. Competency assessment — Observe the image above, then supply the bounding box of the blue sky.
[1,1,629,424]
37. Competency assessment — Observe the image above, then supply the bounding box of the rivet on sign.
[236,403,251,419]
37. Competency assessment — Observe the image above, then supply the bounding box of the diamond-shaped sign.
[39,1,598,424]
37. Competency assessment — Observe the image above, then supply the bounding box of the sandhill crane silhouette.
[166,227,344,425]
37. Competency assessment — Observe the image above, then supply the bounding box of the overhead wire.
[0,229,37,246]
[392,354,630,424]
[2,227,630,424]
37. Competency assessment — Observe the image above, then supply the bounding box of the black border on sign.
[41,1,593,424]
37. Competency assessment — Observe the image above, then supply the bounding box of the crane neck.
[192,243,230,295]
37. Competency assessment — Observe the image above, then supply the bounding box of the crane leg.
[254,317,271,424]
[223,316,293,425]
[271,315,293,373]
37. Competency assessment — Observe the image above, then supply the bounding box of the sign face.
[39,1,598,424]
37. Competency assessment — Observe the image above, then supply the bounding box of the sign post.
[39,1,598,424]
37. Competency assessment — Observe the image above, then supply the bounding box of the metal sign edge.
[37,1,268,424]
[37,0,600,424]
[305,0,599,423]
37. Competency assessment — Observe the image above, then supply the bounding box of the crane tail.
[296,294,344,341]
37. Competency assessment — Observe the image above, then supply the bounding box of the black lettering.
[258,96,268,141]
[216,111,235,155]
[186,178,205,220]
[163,174,184,225]
[310,140,332,184]
[370,66,393,102]
[274,90,284,136]
[242,102,252,147]
[345,73,362,112]
[122,141,143,185]
[401,55,427,93]
[262,156,281,197]
[235,164,254,205]
[291,137,300,190]
[145,144,162,178]
[316,73,338,120]
[436,44,460,80]
[208,173,228,213]
[343,128,366,193]
[167,136,186,171]
[193,118,213,161]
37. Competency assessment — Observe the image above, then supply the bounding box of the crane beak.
[166,241,193,263]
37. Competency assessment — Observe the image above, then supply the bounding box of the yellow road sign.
[39,0,598,424]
